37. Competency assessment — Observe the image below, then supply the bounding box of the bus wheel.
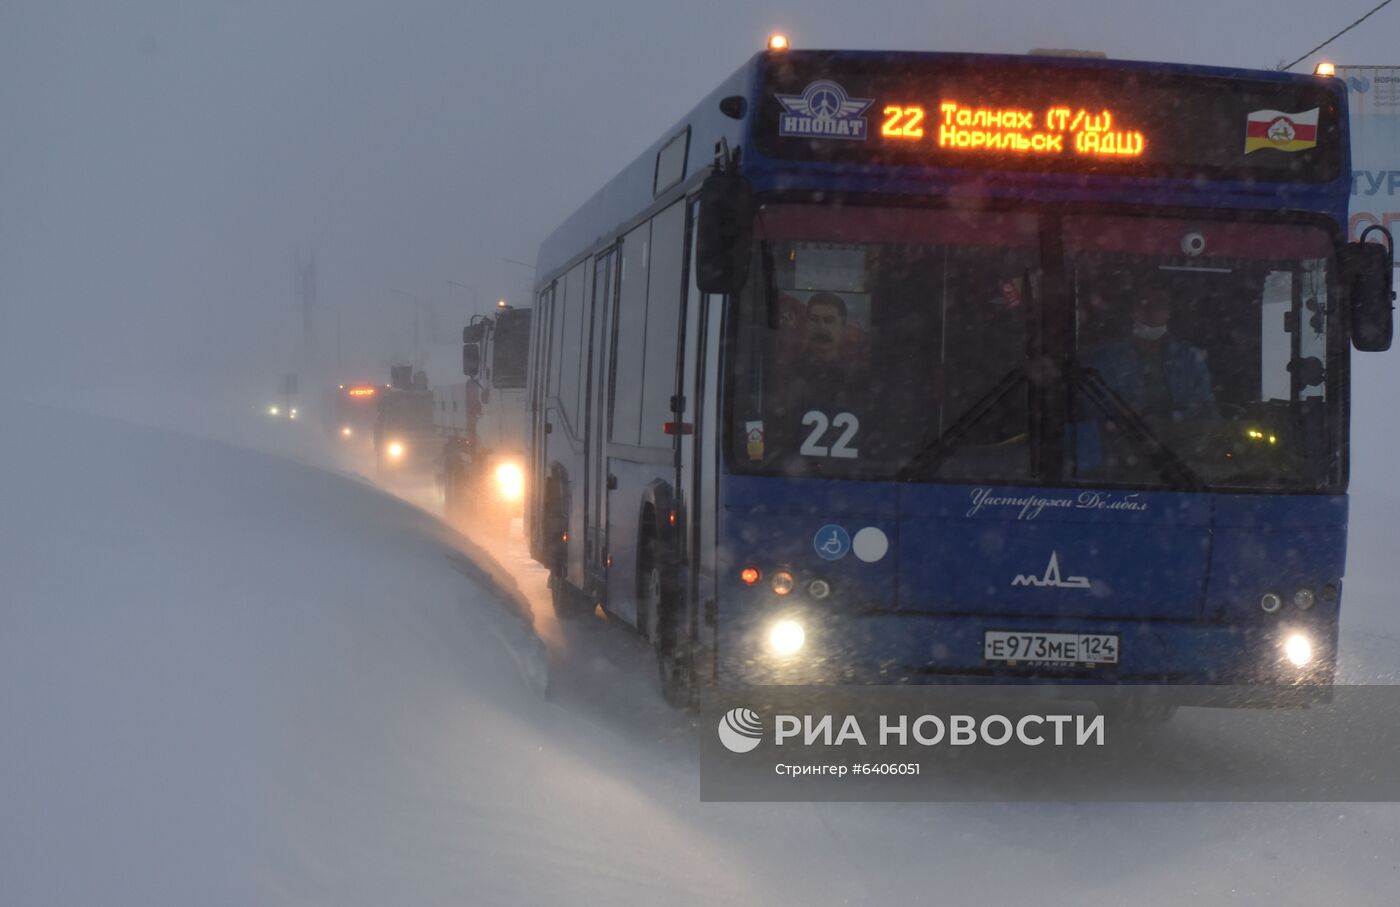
[641,536,695,709]
[548,546,589,621]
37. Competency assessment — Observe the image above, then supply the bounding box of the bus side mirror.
[463,342,482,377]
[695,172,754,294]
[1342,234,1394,352]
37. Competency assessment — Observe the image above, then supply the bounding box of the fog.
[3,0,1395,422]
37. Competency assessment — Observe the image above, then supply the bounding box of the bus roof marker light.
[1314,62,1335,77]
[768,34,789,51]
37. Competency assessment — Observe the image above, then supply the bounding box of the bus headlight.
[1293,588,1316,610]
[493,462,525,502]
[768,619,805,657]
[1284,633,1313,667]
[386,440,406,460]
[341,426,353,438]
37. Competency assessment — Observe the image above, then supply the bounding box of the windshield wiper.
[897,367,1026,480]
[1075,366,1205,492]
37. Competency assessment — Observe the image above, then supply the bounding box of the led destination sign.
[882,101,1145,157]
[759,54,1341,182]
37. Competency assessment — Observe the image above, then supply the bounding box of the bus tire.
[549,571,589,620]
[640,534,695,710]
[544,476,587,619]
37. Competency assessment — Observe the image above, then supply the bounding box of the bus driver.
[1089,288,1215,419]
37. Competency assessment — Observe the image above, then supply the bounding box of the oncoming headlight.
[386,440,406,460]
[493,462,524,501]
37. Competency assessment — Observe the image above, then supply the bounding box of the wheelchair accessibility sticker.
[814,524,851,561]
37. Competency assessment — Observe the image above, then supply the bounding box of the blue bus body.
[528,49,1358,702]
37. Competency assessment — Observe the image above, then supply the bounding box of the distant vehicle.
[264,403,299,421]
[375,366,436,477]
[526,42,1393,708]
[321,382,381,442]
[433,304,532,533]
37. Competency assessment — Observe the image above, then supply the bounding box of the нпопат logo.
[717,707,764,753]
[776,80,873,140]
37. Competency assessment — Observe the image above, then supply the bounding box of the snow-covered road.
[3,398,1399,905]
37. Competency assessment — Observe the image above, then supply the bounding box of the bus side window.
[639,200,687,448]
[612,222,650,446]
[548,283,564,400]
[557,260,589,432]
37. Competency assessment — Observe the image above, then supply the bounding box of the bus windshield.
[729,204,1343,492]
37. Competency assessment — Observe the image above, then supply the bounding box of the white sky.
[1,0,1395,402]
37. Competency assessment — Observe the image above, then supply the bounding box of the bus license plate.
[983,631,1120,665]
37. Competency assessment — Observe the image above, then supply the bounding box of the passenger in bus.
[1088,288,1215,418]
[794,292,866,404]
[767,292,870,459]
[804,292,848,366]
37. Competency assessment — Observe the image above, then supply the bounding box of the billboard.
[1339,66,1400,268]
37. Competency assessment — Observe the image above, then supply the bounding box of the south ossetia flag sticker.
[1244,108,1319,153]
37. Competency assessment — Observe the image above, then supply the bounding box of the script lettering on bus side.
[879,101,1145,159]
[966,488,1149,520]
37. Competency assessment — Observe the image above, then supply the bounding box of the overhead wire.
[1279,0,1394,70]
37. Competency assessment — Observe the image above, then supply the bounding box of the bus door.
[527,284,554,557]
[584,248,618,598]
[679,199,721,665]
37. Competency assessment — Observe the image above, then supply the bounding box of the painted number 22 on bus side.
[801,410,860,458]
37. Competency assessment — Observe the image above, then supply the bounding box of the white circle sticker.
[852,526,889,563]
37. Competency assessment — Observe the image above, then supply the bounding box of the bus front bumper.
[713,608,1337,696]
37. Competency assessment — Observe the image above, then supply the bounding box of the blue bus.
[526,44,1394,707]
